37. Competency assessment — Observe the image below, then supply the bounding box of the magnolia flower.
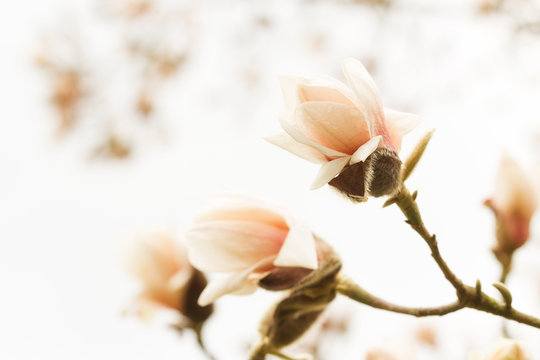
[126,233,212,326]
[266,58,419,201]
[485,339,529,360]
[485,155,538,261]
[186,197,330,306]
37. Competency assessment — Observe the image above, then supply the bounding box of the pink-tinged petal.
[310,156,351,190]
[279,75,301,112]
[350,135,382,164]
[494,155,538,218]
[197,256,275,306]
[195,200,288,230]
[384,109,421,152]
[296,101,372,155]
[486,339,529,360]
[279,113,349,159]
[265,132,327,164]
[127,234,189,294]
[274,219,318,269]
[297,75,356,106]
[186,221,287,272]
[341,58,395,151]
[279,75,356,110]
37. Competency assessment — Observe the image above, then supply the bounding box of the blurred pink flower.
[485,338,529,360]
[266,58,419,195]
[186,196,324,306]
[126,233,212,324]
[485,155,538,255]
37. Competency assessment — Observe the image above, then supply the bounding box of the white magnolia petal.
[197,256,275,306]
[350,136,382,164]
[265,132,327,164]
[279,113,348,159]
[310,156,351,190]
[279,75,301,111]
[384,109,421,152]
[126,234,189,292]
[274,219,318,270]
[296,75,356,106]
[296,101,371,155]
[186,221,285,272]
[196,195,289,229]
[494,154,538,215]
[341,58,396,151]
[341,58,383,129]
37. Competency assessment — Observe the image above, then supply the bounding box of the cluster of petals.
[185,196,321,306]
[486,155,538,249]
[266,58,419,190]
[126,233,194,320]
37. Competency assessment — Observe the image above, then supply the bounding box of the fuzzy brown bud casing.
[250,255,342,359]
[329,148,402,202]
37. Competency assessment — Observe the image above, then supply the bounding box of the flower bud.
[328,147,402,201]
[125,233,213,329]
[250,255,342,359]
[485,155,538,264]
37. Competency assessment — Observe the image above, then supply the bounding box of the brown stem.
[337,275,464,316]
[498,250,513,337]
[387,185,540,330]
[394,187,467,296]
[498,254,513,284]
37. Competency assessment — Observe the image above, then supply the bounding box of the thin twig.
[389,185,540,330]
[337,275,464,317]
[394,187,467,296]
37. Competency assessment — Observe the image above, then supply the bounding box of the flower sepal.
[250,255,342,360]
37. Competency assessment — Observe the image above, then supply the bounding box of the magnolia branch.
[336,131,540,330]
[337,275,464,316]
[337,185,540,329]
[393,185,540,329]
[393,187,468,296]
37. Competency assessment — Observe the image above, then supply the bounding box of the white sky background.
[1,0,540,359]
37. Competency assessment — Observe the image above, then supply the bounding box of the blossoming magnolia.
[485,155,538,259]
[186,197,327,306]
[266,58,419,201]
[126,233,212,325]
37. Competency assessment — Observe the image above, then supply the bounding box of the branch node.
[383,197,397,208]
[411,190,418,200]
[493,282,513,309]
[475,279,482,299]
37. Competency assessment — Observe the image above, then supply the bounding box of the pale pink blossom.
[266,58,419,194]
[485,339,529,360]
[485,155,538,254]
[126,233,197,321]
[186,196,324,306]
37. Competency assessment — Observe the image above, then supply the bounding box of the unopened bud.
[251,256,342,359]
[484,155,538,265]
[329,148,402,202]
